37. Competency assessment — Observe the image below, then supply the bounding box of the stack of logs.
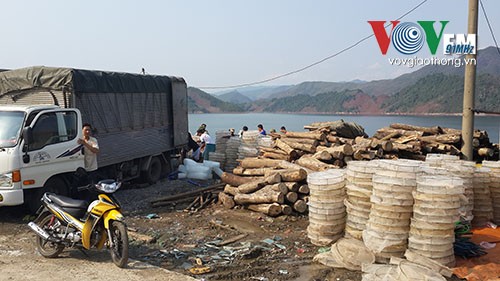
[218,121,497,217]
[219,160,310,217]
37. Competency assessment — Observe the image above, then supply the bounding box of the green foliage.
[261,90,357,112]
[381,73,500,113]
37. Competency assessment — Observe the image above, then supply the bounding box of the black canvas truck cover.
[0,66,188,167]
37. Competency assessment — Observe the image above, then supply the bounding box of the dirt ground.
[0,178,464,281]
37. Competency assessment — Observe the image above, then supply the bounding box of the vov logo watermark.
[368,20,476,68]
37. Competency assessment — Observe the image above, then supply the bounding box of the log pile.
[218,120,498,217]
[218,166,310,217]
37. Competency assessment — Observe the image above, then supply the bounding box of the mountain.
[187,47,500,114]
[187,87,243,113]
[217,90,252,104]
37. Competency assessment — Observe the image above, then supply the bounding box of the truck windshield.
[0,111,25,148]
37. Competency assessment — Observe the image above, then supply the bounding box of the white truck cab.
[0,105,84,208]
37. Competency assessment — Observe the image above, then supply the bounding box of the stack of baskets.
[344,160,380,240]
[409,175,464,267]
[363,159,420,263]
[472,167,493,227]
[482,161,500,224]
[307,170,347,246]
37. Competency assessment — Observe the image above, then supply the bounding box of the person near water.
[257,124,267,136]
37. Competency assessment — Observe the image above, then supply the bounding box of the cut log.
[285,131,326,141]
[280,138,316,153]
[313,150,333,161]
[370,139,394,151]
[247,203,282,217]
[234,189,285,205]
[442,127,461,135]
[232,167,270,176]
[274,139,295,155]
[327,144,353,156]
[283,182,299,192]
[419,134,461,144]
[237,174,281,194]
[239,158,282,169]
[278,160,313,174]
[293,199,308,213]
[298,184,310,194]
[260,146,288,155]
[333,159,344,167]
[224,184,241,196]
[268,183,289,194]
[285,192,298,203]
[281,204,293,215]
[221,172,255,186]
[478,147,494,157]
[218,192,235,209]
[283,137,319,146]
[326,135,341,144]
[296,155,339,171]
[390,123,443,135]
[355,136,373,148]
[151,183,225,204]
[261,152,290,160]
[264,168,307,182]
[373,127,424,139]
[343,156,353,163]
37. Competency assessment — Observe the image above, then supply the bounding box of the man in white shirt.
[197,129,215,160]
[78,123,100,182]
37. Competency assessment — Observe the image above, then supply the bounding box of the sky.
[1,0,499,92]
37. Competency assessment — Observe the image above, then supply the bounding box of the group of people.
[186,123,288,162]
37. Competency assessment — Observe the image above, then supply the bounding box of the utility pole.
[461,0,478,161]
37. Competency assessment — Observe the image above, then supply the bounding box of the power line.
[479,0,500,57]
[197,0,428,90]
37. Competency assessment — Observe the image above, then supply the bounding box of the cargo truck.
[0,66,188,211]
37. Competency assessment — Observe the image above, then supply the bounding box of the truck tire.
[25,177,68,213]
[143,157,162,184]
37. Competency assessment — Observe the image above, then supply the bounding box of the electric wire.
[197,0,428,90]
[479,0,500,57]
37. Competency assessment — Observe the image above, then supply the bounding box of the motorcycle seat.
[47,193,88,210]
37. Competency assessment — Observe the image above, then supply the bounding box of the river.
[188,113,500,143]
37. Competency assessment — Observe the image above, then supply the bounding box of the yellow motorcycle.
[28,179,129,267]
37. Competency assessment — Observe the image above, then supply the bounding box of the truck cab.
[0,105,84,209]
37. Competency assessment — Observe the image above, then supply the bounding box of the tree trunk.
[233,167,270,176]
[327,144,353,156]
[313,150,333,161]
[224,184,241,196]
[247,203,282,217]
[285,192,298,203]
[260,146,288,155]
[285,131,326,141]
[274,139,295,155]
[296,155,338,171]
[261,151,290,160]
[280,138,317,153]
[298,184,310,194]
[283,182,299,192]
[418,134,461,144]
[283,137,319,146]
[221,172,257,187]
[293,199,308,213]
[218,192,235,209]
[390,123,443,135]
[237,174,281,194]
[239,158,282,169]
[234,189,285,205]
[278,160,313,174]
[281,204,293,215]
[264,168,307,182]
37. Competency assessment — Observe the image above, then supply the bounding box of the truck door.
[21,109,84,190]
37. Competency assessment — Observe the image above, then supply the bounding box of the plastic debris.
[189,266,211,275]
[479,241,496,249]
[278,269,288,274]
[145,213,160,219]
[318,247,330,253]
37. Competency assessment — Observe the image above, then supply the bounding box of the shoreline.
[189,112,500,117]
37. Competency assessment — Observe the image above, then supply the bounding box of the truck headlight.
[0,173,13,187]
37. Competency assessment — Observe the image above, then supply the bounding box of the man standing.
[197,129,215,161]
[78,123,100,182]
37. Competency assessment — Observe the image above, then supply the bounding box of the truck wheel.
[27,177,69,213]
[144,157,162,184]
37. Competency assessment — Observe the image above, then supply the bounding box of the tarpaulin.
[454,227,500,281]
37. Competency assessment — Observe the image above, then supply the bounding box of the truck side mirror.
[22,127,33,163]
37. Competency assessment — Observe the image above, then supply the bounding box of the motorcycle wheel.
[36,213,65,258]
[109,221,129,268]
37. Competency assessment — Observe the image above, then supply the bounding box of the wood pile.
[218,121,498,217]
[150,183,224,210]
